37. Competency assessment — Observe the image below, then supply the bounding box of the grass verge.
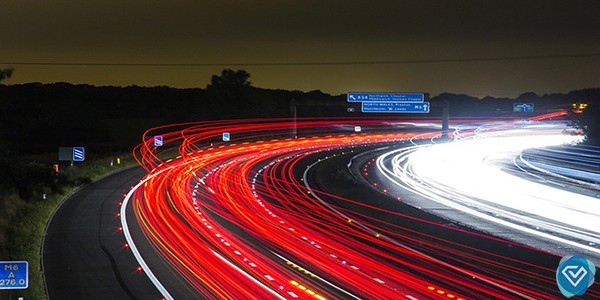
[0,154,136,300]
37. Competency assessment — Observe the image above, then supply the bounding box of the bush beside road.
[0,154,134,300]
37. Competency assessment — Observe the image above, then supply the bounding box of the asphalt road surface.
[43,167,163,300]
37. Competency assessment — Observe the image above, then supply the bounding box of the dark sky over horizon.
[1,0,600,97]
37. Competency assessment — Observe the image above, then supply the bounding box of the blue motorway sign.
[0,261,28,289]
[347,92,424,103]
[222,132,230,141]
[72,147,85,161]
[514,103,534,112]
[362,102,430,113]
[154,135,163,147]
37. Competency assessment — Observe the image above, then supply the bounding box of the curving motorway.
[45,115,600,299]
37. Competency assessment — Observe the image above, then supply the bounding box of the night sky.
[1,0,600,97]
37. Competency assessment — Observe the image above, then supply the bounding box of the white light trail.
[377,127,600,254]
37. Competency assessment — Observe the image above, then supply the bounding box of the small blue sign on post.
[0,261,28,289]
[72,147,85,162]
[348,93,424,103]
[513,103,534,112]
[222,132,230,142]
[154,135,163,147]
[362,102,430,113]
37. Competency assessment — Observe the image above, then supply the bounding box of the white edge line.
[121,169,175,300]
[121,161,287,300]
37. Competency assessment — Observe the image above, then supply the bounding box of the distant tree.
[207,69,251,90]
[0,67,13,82]
[0,67,14,156]
[572,102,600,145]
[516,92,538,101]
[205,69,254,119]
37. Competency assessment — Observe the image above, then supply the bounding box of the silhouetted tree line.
[429,91,595,116]
[429,90,600,143]
[0,70,315,156]
[1,70,599,158]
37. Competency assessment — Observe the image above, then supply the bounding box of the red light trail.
[119,116,596,299]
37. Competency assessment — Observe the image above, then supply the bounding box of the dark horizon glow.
[2,1,600,97]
